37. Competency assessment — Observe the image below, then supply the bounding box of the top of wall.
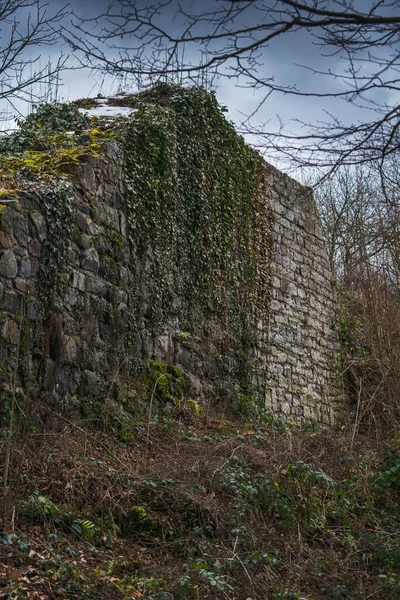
[0,82,309,204]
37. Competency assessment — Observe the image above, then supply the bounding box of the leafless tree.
[0,0,68,123]
[314,168,377,278]
[314,161,400,285]
[313,164,400,430]
[66,0,400,171]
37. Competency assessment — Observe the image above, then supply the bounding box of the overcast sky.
[2,0,399,173]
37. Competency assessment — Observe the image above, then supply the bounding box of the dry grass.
[0,403,398,599]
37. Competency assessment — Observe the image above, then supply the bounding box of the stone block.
[3,290,20,313]
[13,216,29,247]
[87,220,104,236]
[75,211,88,232]
[30,212,46,241]
[0,232,12,248]
[119,213,128,237]
[14,279,28,293]
[85,277,106,295]
[29,303,39,320]
[176,346,192,369]
[0,250,18,278]
[30,240,41,258]
[81,369,103,397]
[71,271,86,291]
[119,266,129,286]
[18,256,31,278]
[77,233,91,250]
[64,336,78,364]
[113,289,127,305]
[67,248,79,268]
[2,319,19,344]
[155,335,173,360]
[81,248,100,274]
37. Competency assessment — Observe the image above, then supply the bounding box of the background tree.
[69,0,400,171]
[0,0,68,125]
[314,164,400,432]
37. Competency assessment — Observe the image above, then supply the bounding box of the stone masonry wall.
[0,143,343,425]
[262,165,342,424]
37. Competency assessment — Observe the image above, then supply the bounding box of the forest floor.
[0,402,399,599]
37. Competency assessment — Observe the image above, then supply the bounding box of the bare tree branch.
[65,1,400,168]
[0,0,70,122]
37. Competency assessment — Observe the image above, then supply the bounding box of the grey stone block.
[0,250,18,278]
[81,248,100,274]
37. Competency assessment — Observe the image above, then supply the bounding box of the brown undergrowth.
[0,404,399,599]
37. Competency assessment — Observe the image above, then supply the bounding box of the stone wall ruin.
[0,87,343,424]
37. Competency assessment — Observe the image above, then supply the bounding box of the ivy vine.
[0,103,89,156]
[123,84,273,369]
[38,178,75,299]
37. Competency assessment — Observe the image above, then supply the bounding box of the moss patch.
[0,103,115,189]
[0,189,19,199]
[135,360,191,406]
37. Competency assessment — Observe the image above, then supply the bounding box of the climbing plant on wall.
[39,179,75,297]
[0,104,91,300]
[123,84,273,371]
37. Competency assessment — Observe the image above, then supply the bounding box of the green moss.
[171,365,183,378]
[2,145,97,184]
[90,128,115,141]
[0,190,19,199]
[57,147,85,164]
[0,103,115,188]
[47,132,77,145]
[186,399,205,417]
[4,152,54,175]
[135,360,191,405]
